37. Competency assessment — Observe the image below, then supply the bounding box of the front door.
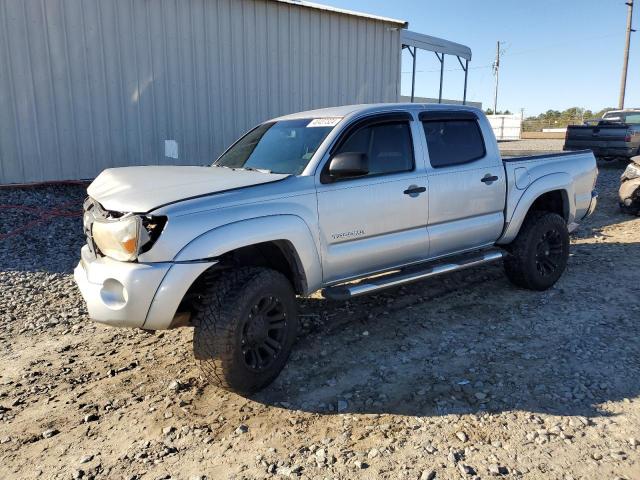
[316,114,429,284]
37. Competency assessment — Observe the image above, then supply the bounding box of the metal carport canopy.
[401,30,472,105]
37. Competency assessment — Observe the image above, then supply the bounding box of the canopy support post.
[405,46,417,102]
[435,53,444,103]
[457,56,469,105]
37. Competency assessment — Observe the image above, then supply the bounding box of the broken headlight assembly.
[621,162,640,181]
[88,210,167,262]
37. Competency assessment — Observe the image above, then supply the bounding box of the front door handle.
[481,174,499,184]
[404,185,427,197]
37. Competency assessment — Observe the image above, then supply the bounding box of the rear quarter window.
[422,119,486,168]
[623,113,640,124]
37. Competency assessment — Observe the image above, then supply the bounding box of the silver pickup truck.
[75,103,598,393]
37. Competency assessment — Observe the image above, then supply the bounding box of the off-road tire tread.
[504,211,569,291]
[192,267,297,394]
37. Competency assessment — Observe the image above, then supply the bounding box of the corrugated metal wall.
[0,0,402,184]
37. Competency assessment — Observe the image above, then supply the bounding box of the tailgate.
[565,125,629,147]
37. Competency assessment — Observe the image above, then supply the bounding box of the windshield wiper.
[212,164,273,173]
[240,167,272,174]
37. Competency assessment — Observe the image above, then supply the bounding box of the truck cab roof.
[272,102,483,121]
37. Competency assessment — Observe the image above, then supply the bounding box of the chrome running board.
[322,249,505,301]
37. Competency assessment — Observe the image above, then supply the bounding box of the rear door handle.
[403,185,426,197]
[481,174,499,184]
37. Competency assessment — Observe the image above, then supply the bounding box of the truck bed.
[503,150,593,162]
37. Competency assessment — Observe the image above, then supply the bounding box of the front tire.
[192,267,298,395]
[620,203,640,216]
[503,212,569,291]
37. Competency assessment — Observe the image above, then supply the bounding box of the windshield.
[214,119,339,174]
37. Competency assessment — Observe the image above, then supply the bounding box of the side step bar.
[322,250,505,301]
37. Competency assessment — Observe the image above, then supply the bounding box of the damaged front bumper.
[74,245,215,330]
[619,179,640,210]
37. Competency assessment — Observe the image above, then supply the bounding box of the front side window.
[334,121,414,176]
[215,119,336,174]
[422,119,485,168]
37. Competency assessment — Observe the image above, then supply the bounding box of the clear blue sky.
[319,0,638,116]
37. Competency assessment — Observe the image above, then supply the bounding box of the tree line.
[524,107,616,126]
[484,107,617,127]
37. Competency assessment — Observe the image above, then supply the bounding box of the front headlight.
[622,163,640,181]
[92,215,150,262]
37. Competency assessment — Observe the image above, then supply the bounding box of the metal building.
[0,0,471,184]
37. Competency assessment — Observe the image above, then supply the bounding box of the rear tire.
[192,267,298,395]
[503,212,569,291]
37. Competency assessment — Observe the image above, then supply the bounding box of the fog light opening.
[100,278,128,309]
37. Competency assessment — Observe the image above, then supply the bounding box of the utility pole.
[619,0,635,109]
[493,41,500,114]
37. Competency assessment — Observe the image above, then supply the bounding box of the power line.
[501,33,619,58]
[402,30,624,78]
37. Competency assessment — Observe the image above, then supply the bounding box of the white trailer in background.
[487,114,522,141]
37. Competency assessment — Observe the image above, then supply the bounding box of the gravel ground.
[498,139,565,151]
[1,163,639,480]
[498,139,565,157]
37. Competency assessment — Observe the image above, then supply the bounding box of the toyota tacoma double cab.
[75,103,598,394]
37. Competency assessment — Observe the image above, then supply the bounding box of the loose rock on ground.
[0,160,639,479]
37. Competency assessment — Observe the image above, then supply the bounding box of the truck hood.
[87,166,288,212]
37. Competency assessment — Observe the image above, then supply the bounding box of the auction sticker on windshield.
[307,117,342,128]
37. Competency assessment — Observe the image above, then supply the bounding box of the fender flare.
[497,172,574,245]
[174,214,323,294]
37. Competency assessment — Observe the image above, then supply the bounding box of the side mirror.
[328,152,369,179]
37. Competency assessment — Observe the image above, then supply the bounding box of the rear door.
[420,110,506,258]
[315,113,429,284]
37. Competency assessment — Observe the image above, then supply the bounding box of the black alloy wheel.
[534,228,564,277]
[241,295,288,371]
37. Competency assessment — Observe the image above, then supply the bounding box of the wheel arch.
[529,189,570,220]
[498,173,574,245]
[143,215,322,330]
[174,215,322,295]
[213,239,308,294]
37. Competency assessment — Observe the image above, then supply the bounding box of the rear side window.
[623,113,640,124]
[422,119,485,168]
[335,121,414,176]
